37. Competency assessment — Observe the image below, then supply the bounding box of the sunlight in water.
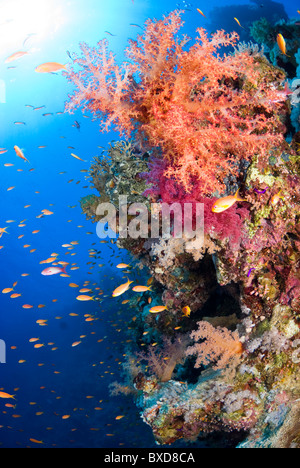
[0,0,65,57]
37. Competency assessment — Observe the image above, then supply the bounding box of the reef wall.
[67,9,300,447]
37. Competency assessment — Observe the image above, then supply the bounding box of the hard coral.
[65,9,286,196]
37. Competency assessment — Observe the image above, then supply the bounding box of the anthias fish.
[112,279,133,297]
[41,266,67,276]
[5,51,28,63]
[277,34,289,56]
[35,62,67,73]
[14,145,30,163]
[212,189,245,213]
[149,305,167,313]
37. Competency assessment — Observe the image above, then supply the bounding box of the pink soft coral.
[65,9,286,196]
[136,335,189,382]
[141,160,249,248]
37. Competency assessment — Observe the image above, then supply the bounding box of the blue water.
[0,0,296,448]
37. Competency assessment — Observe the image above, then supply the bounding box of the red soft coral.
[65,9,286,196]
[140,160,249,249]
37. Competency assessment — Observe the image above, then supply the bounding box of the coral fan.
[65,9,286,196]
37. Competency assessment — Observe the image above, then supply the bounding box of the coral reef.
[67,8,300,448]
[250,16,300,78]
[65,10,287,196]
[186,321,243,371]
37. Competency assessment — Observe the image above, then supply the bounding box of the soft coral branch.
[136,335,190,382]
[65,9,286,195]
[186,321,243,370]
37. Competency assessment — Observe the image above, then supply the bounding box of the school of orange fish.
[0,52,162,446]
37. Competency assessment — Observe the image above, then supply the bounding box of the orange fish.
[76,295,94,301]
[270,190,284,206]
[112,278,133,297]
[14,145,30,163]
[277,34,289,56]
[35,62,67,73]
[40,257,57,264]
[212,189,245,213]
[0,227,8,238]
[116,263,131,269]
[132,285,151,293]
[29,438,44,444]
[41,209,54,216]
[0,392,16,399]
[182,306,191,317]
[197,8,206,17]
[234,17,244,29]
[5,51,28,63]
[70,153,86,162]
[149,305,167,313]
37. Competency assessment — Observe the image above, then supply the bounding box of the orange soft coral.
[65,9,286,195]
[186,321,243,370]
